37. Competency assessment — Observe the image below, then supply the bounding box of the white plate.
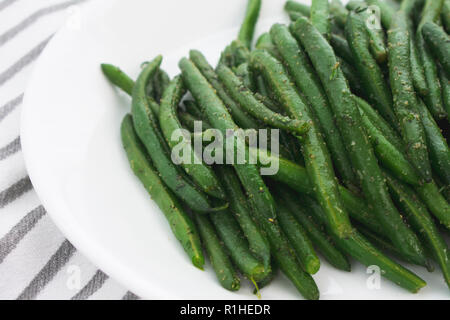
[21,0,449,299]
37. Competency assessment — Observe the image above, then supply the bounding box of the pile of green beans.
[101,0,450,300]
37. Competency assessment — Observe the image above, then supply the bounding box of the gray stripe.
[0,0,19,12]
[0,176,32,209]
[122,291,139,300]
[0,136,21,161]
[0,36,52,87]
[17,240,76,300]
[0,94,23,123]
[0,206,45,263]
[0,0,86,47]
[71,270,108,300]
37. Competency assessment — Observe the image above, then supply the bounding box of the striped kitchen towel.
[0,0,138,300]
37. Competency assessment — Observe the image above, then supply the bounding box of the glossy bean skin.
[422,22,450,77]
[250,49,354,239]
[292,17,428,267]
[121,115,204,269]
[195,214,240,291]
[132,56,214,213]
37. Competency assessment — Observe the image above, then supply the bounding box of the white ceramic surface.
[21,0,449,299]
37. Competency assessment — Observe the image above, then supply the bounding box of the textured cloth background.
[0,0,138,300]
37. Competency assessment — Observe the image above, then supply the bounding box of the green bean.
[415,181,450,230]
[194,214,240,290]
[159,76,225,200]
[189,50,260,130]
[210,210,268,283]
[301,193,427,293]
[337,57,365,97]
[178,111,210,132]
[150,69,170,103]
[330,0,348,29]
[416,98,450,187]
[330,34,354,63]
[279,188,351,272]
[417,0,447,120]
[272,24,358,191]
[388,12,432,182]
[439,68,450,117]
[284,1,310,17]
[292,17,428,267]
[365,0,395,29]
[384,172,450,288]
[346,1,365,11]
[101,64,134,96]
[217,65,310,136]
[183,100,205,120]
[132,56,215,213]
[179,57,277,225]
[255,33,282,60]
[238,0,262,49]
[250,49,354,240]
[234,62,257,92]
[443,0,450,33]
[230,40,251,67]
[215,166,271,269]
[311,0,331,39]
[121,114,204,269]
[274,197,321,275]
[422,21,450,77]
[346,12,397,128]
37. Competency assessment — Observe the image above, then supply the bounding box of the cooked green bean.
[388,12,432,182]
[159,76,225,200]
[255,32,282,60]
[121,114,204,269]
[284,1,310,17]
[274,197,321,275]
[194,214,240,290]
[279,188,351,272]
[443,0,450,33]
[132,56,215,213]
[189,50,260,129]
[216,166,271,269]
[415,181,450,230]
[250,49,354,239]
[330,0,348,29]
[422,21,450,77]
[217,65,310,135]
[384,172,450,287]
[330,34,354,63]
[178,111,209,132]
[346,11,397,128]
[365,0,395,29]
[210,209,268,283]
[338,57,365,97]
[234,62,257,92]
[238,0,262,49]
[300,192,427,293]
[101,64,134,96]
[272,24,358,191]
[311,0,331,39]
[293,17,428,267]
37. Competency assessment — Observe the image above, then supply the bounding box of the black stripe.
[122,291,139,300]
[0,0,19,12]
[71,270,108,300]
[0,176,32,209]
[0,0,87,47]
[0,36,52,87]
[0,206,46,263]
[17,240,76,300]
[0,94,23,123]
[0,136,21,161]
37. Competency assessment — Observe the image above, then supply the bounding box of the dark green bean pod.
[101,64,134,96]
[132,56,215,213]
[415,181,450,230]
[439,68,450,117]
[443,0,450,33]
[274,196,321,275]
[273,24,358,190]
[194,214,240,290]
[337,57,366,97]
[416,98,450,187]
[388,12,432,182]
[384,172,450,288]
[422,21,450,77]
[238,0,262,49]
[217,65,310,136]
[250,49,354,239]
[150,69,171,103]
[301,192,427,293]
[121,114,204,269]
[345,11,398,128]
[292,17,428,267]
[284,1,310,17]
[311,0,331,39]
[178,111,211,132]
[179,57,277,226]
[159,76,226,200]
[210,210,268,283]
[189,50,260,130]
[234,62,257,92]
[215,166,271,270]
[365,0,395,29]
[330,34,354,63]
[279,188,351,272]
